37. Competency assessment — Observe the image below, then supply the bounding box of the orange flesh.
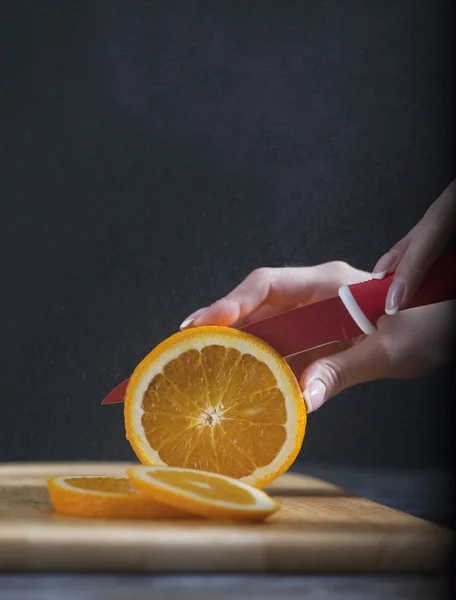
[48,475,196,520]
[145,469,257,505]
[66,477,134,494]
[141,346,287,478]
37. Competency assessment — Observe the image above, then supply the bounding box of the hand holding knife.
[102,252,456,406]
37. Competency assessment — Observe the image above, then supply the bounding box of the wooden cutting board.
[0,462,452,573]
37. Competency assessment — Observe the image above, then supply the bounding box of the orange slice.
[125,326,306,489]
[48,475,193,519]
[128,465,279,521]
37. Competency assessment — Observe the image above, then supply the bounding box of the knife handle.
[339,252,456,334]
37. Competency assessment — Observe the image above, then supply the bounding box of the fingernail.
[303,379,327,413]
[372,250,399,280]
[180,307,208,330]
[385,276,405,315]
[180,318,194,330]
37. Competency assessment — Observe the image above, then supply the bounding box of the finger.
[181,266,324,328]
[371,240,408,280]
[384,181,456,313]
[180,307,210,330]
[372,248,402,280]
[386,237,447,314]
[182,262,368,329]
[192,267,313,327]
[300,334,389,413]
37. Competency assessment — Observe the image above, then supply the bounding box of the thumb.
[300,335,388,413]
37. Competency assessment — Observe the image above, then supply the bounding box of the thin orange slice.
[125,326,306,489]
[128,466,279,521]
[48,475,193,519]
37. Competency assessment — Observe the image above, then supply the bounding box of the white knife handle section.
[338,284,377,335]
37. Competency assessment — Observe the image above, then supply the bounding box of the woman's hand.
[372,179,456,314]
[298,300,454,412]
[180,262,455,413]
[180,180,456,413]
[180,261,369,330]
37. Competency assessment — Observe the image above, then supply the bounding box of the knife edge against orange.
[101,252,456,405]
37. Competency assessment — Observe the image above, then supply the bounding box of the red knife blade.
[101,252,456,405]
[101,296,359,405]
[102,378,130,406]
[238,294,360,356]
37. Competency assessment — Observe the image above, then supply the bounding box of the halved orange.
[48,475,193,519]
[128,465,279,521]
[125,326,306,489]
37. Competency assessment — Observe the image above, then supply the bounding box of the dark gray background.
[1,0,454,467]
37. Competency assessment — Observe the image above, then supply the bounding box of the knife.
[101,252,456,405]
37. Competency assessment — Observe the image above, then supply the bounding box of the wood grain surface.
[0,462,452,573]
